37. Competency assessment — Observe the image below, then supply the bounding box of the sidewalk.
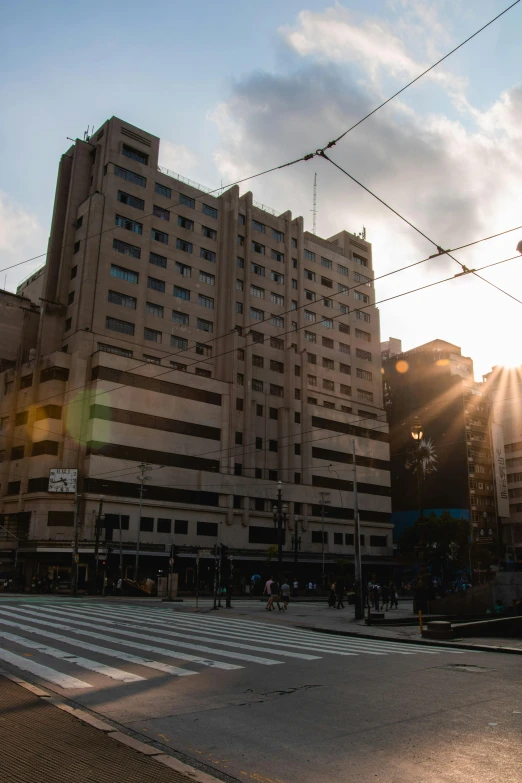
[0,674,219,783]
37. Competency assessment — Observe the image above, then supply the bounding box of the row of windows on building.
[234,371,373,402]
[105,315,214,344]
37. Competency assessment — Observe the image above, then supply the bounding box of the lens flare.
[395,360,409,374]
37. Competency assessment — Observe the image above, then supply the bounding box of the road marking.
[0,646,91,689]
[0,615,196,677]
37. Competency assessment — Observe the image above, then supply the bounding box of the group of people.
[263,577,291,611]
[328,580,346,609]
[366,580,399,611]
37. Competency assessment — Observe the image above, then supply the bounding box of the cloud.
[209,25,522,377]
[0,192,46,293]
[158,140,197,174]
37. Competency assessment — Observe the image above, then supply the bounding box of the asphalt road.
[0,597,520,783]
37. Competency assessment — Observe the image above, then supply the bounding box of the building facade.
[0,116,392,589]
[382,339,501,548]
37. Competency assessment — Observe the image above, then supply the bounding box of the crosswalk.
[0,602,470,691]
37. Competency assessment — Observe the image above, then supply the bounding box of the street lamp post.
[291,516,301,564]
[410,416,425,523]
[272,481,288,580]
[93,496,105,593]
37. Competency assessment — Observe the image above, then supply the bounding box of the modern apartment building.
[382,340,504,551]
[0,117,392,588]
[483,365,522,559]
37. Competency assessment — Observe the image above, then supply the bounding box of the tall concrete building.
[0,117,392,588]
[382,340,504,560]
[483,365,522,559]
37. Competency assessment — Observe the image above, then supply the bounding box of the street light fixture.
[411,416,423,441]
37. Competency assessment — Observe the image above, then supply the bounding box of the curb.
[0,667,225,783]
[301,625,522,655]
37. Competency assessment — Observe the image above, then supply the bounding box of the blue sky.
[1,0,522,375]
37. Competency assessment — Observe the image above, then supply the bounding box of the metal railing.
[253,201,278,216]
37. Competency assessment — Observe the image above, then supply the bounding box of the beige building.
[0,116,392,588]
[16,266,45,305]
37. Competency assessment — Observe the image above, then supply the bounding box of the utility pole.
[353,440,363,619]
[93,495,105,592]
[292,516,301,563]
[319,491,330,586]
[71,471,80,597]
[272,481,288,581]
[134,462,151,582]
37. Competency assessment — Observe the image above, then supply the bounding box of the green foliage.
[398,511,469,569]
[266,544,278,565]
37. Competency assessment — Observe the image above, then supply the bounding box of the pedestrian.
[308,580,313,593]
[292,579,299,597]
[117,576,123,596]
[280,579,290,611]
[264,576,275,611]
[381,582,390,611]
[328,582,336,608]
[389,581,398,609]
[336,579,345,609]
[372,583,380,611]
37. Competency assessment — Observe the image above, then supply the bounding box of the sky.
[1,0,522,378]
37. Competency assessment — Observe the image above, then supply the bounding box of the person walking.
[292,579,299,597]
[328,581,336,608]
[280,579,290,611]
[336,578,345,609]
[389,581,398,609]
[372,582,380,611]
[381,582,390,611]
[264,576,275,610]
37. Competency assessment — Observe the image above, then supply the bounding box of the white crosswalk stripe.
[0,602,468,692]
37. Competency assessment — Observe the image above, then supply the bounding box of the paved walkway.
[0,674,217,783]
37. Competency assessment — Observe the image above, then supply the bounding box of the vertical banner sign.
[490,423,510,518]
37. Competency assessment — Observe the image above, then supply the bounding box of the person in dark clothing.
[372,583,380,611]
[381,583,390,611]
[328,582,336,608]
[389,581,398,609]
[336,579,345,609]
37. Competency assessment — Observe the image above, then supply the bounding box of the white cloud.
[158,140,197,174]
[0,192,46,293]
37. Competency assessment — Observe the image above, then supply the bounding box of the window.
[251,285,265,299]
[354,271,372,285]
[252,220,265,233]
[20,374,33,389]
[115,214,142,234]
[304,249,315,262]
[338,264,348,276]
[270,384,283,397]
[353,254,368,267]
[143,354,160,364]
[356,310,371,323]
[305,310,316,323]
[157,518,172,533]
[146,302,164,318]
[273,229,284,242]
[322,317,333,329]
[253,355,264,368]
[237,257,245,270]
[339,304,349,315]
[200,248,216,263]
[7,480,21,495]
[117,191,144,210]
[370,535,387,547]
[255,437,263,449]
[305,269,316,282]
[323,298,333,308]
[338,283,349,295]
[341,405,352,413]
[269,407,278,420]
[140,517,154,532]
[236,279,244,291]
[270,337,284,350]
[355,328,371,342]
[339,322,350,335]
[238,235,245,247]
[15,411,28,425]
[269,440,278,452]
[270,315,284,328]
[270,271,284,284]
[198,294,214,309]
[106,316,134,335]
[66,317,73,331]
[323,357,334,370]
[176,238,193,253]
[270,360,284,373]
[251,262,265,277]
[252,379,264,392]
[321,257,332,269]
[292,279,298,289]
[180,193,195,208]
[312,531,327,544]
[252,241,265,255]
[202,225,217,240]
[339,343,350,355]
[115,165,146,187]
[197,318,213,333]
[340,384,352,396]
[250,330,264,343]
[150,252,167,268]
[357,368,372,381]
[238,214,245,225]
[237,373,244,386]
[71,265,77,279]
[272,250,284,263]
[110,264,138,284]
[32,440,59,457]
[291,300,297,310]
[174,285,190,301]
[321,276,333,289]
[292,238,297,248]
[148,276,165,293]
[178,216,194,230]
[250,307,264,321]
[340,363,351,375]
[196,342,212,356]
[203,203,217,219]
[196,368,211,378]
[108,290,137,309]
[354,290,369,303]
[324,401,335,410]
[235,431,243,445]
[308,375,317,387]
[271,293,284,306]
[73,241,80,254]
[171,336,188,350]
[334,532,343,545]
[98,343,132,358]
[292,258,298,269]
[357,389,374,402]
[155,182,172,198]
[112,238,141,259]
[323,379,335,391]
[122,144,148,165]
[305,290,316,302]
[5,380,14,394]
[307,353,317,364]
[152,228,168,244]
[236,398,244,411]
[305,331,316,343]
[199,271,215,287]
[356,348,372,361]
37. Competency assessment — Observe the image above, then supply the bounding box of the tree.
[266,544,278,567]
[398,511,469,576]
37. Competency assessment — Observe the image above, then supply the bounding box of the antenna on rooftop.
[311,172,317,235]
